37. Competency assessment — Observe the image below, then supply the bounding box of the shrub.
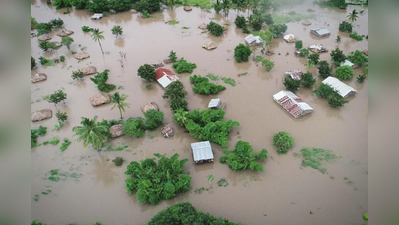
[144,109,164,131]
[308,52,320,65]
[190,75,226,95]
[137,64,156,81]
[90,69,116,92]
[207,21,224,36]
[327,94,348,108]
[31,57,36,70]
[47,89,67,105]
[123,117,146,138]
[272,131,294,154]
[220,141,268,172]
[330,48,347,66]
[172,58,197,74]
[169,50,177,62]
[349,32,363,41]
[295,40,303,49]
[357,74,367,83]
[54,0,72,10]
[262,59,275,72]
[338,21,353,33]
[268,23,287,37]
[313,83,348,108]
[234,43,252,63]
[60,55,65,62]
[125,153,191,204]
[336,65,354,80]
[283,77,301,92]
[71,0,90,9]
[348,50,368,67]
[72,70,84,80]
[234,16,246,28]
[82,26,93,32]
[300,72,316,88]
[39,41,58,51]
[134,0,161,14]
[113,157,124,166]
[317,60,332,78]
[299,48,310,57]
[249,13,264,31]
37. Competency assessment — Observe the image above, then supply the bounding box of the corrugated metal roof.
[208,99,221,108]
[245,34,263,45]
[310,28,330,36]
[341,59,354,67]
[283,34,296,42]
[157,76,172,88]
[273,91,313,118]
[322,77,357,98]
[191,141,214,162]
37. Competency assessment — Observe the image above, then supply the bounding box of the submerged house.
[244,34,263,46]
[208,98,226,109]
[309,44,328,53]
[341,59,355,68]
[284,70,303,80]
[310,28,331,37]
[191,141,214,164]
[283,34,297,43]
[273,91,313,118]
[322,77,357,98]
[155,68,180,88]
[91,13,103,20]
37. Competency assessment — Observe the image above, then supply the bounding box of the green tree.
[173,109,189,126]
[163,80,187,100]
[327,94,348,108]
[90,69,116,92]
[189,75,226,95]
[207,21,224,36]
[111,25,123,37]
[110,92,130,119]
[172,58,197,74]
[71,0,89,9]
[295,40,303,49]
[87,0,110,12]
[234,16,246,28]
[336,65,354,80]
[249,12,264,31]
[330,48,347,66]
[123,117,146,138]
[308,52,320,65]
[220,141,268,172]
[262,58,275,72]
[50,18,64,28]
[54,0,72,10]
[339,21,353,33]
[31,57,36,70]
[272,131,294,154]
[91,28,105,54]
[234,43,252,63]
[73,116,108,149]
[348,50,368,67]
[137,64,156,81]
[108,0,133,12]
[39,41,58,51]
[268,23,287,37]
[357,74,367,83]
[144,109,164,130]
[55,111,68,130]
[336,35,341,43]
[31,17,38,29]
[170,98,188,112]
[134,0,161,14]
[300,72,316,88]
[47,89,67,105]
[169,50,177,62]
[222,0,232,14]
[299,48,310,58]
[347,9,359,23]
[214,0,223,13]
[61,36,74,49]
[259,29,274,53]
[72,70,84,80]
[317,60,332,78]
[283,77,301,92]
[313,83,348,108]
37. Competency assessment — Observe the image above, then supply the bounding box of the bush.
[317,60,332,78]
[295,40,303,49]
[357,74,367,83]
[134,0,161,14]
[125,154,191,204]
[50,18,64,28]
[144,109,164,131]
[90,69,116,92]
[113,157,124,166]
[82,26,93,32]
[330,48,347,66]
[338,21,352,33]
[335,65,354,80]
[313,83,335,98]
[268,23,287,37]
[234,16,246,28]
[54,0,72,10]
[300,72,316,88]
[299,48,310,57]
[283,77,301,92]
[71,0,89,9]
[313,83,348,108]
[348,50,368,67]
[349,32,363,41]
[72,70,84,80]
[31,57,36,70]
[47,90,67,105]
[262,59,275,72]
[137,64,156,81]
[60,55,65,62]
[169,50,177,62]
[172,58,197,74]
[220,141,268,172]
[189,75,226,95]
[272,131,295,154]
[249,13,264,31]
[123,117,146,138]
[308,52,320,65]
[207,21,224,36]
[36,22,53,35]
[327,94,348,108]
[87,0,110,12]
[234,43,252,63]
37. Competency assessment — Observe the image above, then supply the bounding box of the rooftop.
[322,77,357,98]
[191,141,214,162]
[273,91,313,118]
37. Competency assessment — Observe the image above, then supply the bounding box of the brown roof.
[155,68,175,80]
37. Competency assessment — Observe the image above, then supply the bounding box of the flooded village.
[31,0,368,224]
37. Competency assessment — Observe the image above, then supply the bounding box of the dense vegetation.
[147,202,242,225]
[123,117,146,138]
[137,64,156,81]
[47,89,67,105]
[317,0,347,9]
[174,109,239,147]
[90,69,116,92]
[335,65,354,80]
[207,21,224,36]
[220,141,268,172]
[300,72,316,88]
[283,77,301,92]
[299,148,337,173]
[125,153,191,205]
[339,21,353,33]
[272,131,295,154]
[173,58,197,74]
[189,75,226,95]
[144,109,164,131]
[330,48,347,66]
[313,83,348,108]
[234,43,252,63]
[318,60,332,78]
[34,18,64,35]
[163,80,189,112]
[268,23,287,37]
[348,50,368,67]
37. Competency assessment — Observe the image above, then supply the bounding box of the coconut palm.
[91,28,105,54]
[73,116,108,149]
[110,92,130,119]
[347,9,359,23]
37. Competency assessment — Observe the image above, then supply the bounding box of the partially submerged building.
[284,70,303,80]
[191,141,214,164]
[208,98,226,110]
[91,13,103,20]
[322,77,357,98]
[310,28,331,37]
[245,34,263,46]
[283,34,297,43]
[341,59,355,68]
[273,91,313,118]
[309,44,328,53]
[155,68,180,88]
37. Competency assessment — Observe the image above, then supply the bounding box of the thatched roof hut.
[90,93,110,106]
[31,109,52,122]
[141,102,159,113]
[74,52,90,60]
[161,124,174,138]
[38,34,51,41]
[57,29,74,37]
[202,42,217,50]
[198,23,207,30]
[31,73,47,83]
[110,124,124,138]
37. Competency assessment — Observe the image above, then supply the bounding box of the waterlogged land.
[31,0,368,224]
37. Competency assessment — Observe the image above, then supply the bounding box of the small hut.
[38,34,51,41]
[191,141,214,164]
[90,93,110,106]
[183,6,192,11]
[284,70,303,80]
[161,124,174,138]
[81,66,97,75]
[141,102,159,113]
[310,28,330,37]
[31,73,47,83]
[302,20,312,26]
[202,42,217,50]
[57,29,74,37]
[283,34,297,43]
[74,52,90,60]
[341,59,355,68]
[110,124,124,138]
[198,23,207,30]
[31,109,52,122]
[208,98,226,110]
[309,44,328,53]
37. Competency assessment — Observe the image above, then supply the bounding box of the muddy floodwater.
[31,0,368,224]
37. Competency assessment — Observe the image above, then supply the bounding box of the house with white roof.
[273,91,313,118]
[322,77,357,98]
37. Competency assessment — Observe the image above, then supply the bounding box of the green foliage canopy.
[123,117,146,138]
[90,69,116,92]
[189,75,226,95]
[207,21,224,36]
[336,65,354,80]
[272,131,295,154]
[144,109,164,131]
[137,64,156,81]
[234,43,252,63]
[172,58,197,74]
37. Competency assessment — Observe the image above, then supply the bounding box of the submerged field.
[31,0,368,224]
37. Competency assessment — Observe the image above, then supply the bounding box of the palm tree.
[347,9,359,23]
[73,116,108,149]
[110,92,130,119]
[91,28,105,54]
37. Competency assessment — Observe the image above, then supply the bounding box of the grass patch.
[217,178,229,187]
[272,13,315,24]
[60,138,71,151]
[349,32,364,41]
[105,145,128,151]
[47,169,81,182]
[168,20,180,25]
[182,26,190,29]
[43,137,60,146]
[299,148,337,173]
[206,73,219,81]
[221,77,236,87]
[194,187,209,194]
[183,0,212,9]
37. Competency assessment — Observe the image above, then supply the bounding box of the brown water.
[31,1,368,224]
